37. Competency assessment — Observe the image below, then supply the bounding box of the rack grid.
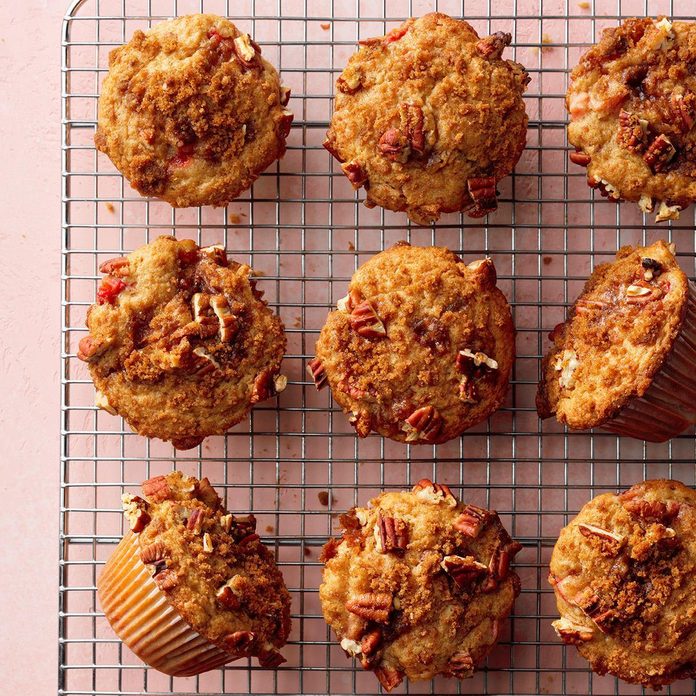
[60,0,696,694]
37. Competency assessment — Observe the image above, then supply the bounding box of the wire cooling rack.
[60,1,696,694]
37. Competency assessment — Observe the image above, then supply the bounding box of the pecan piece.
[482,540,523,592]
[192,346,220,375]
[358,23,410,46]
[375,513,408,554]
[223,630,257,656]
[337,289,361,312]
[233,34,258,67]
[140,541,167,566]
[142,475,172,502]
[278,109,293,139]
[336,70,362,94]
[459,375,477,403]
[378,127,407,161]
[77,335,107,362]
[306,357,327,390]
[196,477,221,508]
[399,102,425,155]
[186,507,205,533]
[98,257,130,276]
[345,592,392,623]
[279,85,291,106]
[349,300,386,339]
[210,294,238,342]
[458,348,499,370]
[251,368,282,403]
[574,588,613,632]
[412,478,457,506]
[454,504,491,537]
[467,176,497,217]
[402,405,443,443]
[121,493,150,533]
[577,523,625,555]
[258,648,286,667]
[569,150,591,166]
[447,651,475,678]
[323,136,343,162]
[341,160,368,188]
[441,554,488,589]
[643,133,676,172]
[360,627,382,657]
[373,664,404,692]
[552,617,594,645]
[625,282,662,304]
[97,275,127,305]
[617,110,648,153]
[476,31,511,59]
[620,495,680,523]
[216,579,241,610]
[153,568,178,590]
[671,92,696,132]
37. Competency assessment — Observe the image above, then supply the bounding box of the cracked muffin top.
[536,241,689,430]
[549,479,696,688]
[78,236,286,449]
[567,17,696,222]
[115,472,291,667]
[311,242,514,444]
[324,12,529,225]
[320,479,522,691]
[95,14,292,207]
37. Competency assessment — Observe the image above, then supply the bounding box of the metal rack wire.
[60,0,696,694]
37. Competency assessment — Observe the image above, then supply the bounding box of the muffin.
[324,12,529,224]
[77,236,286,449]
[549,479,696,688]
[320,479,522,691]
[567,17,696,222]
[95,14,292,207]
[98,472,291,675]
[310,242,514,443]
[537,241,696,442]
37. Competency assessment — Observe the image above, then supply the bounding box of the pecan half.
[378,127,407,161]
[399,103,425,155]
[373,664,404,692]
[447,651,475,678]
[412,478,457,506]
[375,514,409,554]
[349,300,386,339]
[671,91,696,132]
[467,177,497,217]
[454,504,491,537]
[197,477,221,508]
[153,568,178,590]
[98,257,130,276]
[223,630,257,655]
[77,335,107,362]
[552,617,594,645]
[142,475,172,502]
[482,540,522,592]
[186,507,205,534]
[210,295,238,342]
[643,133,676,172]
[441,554,488,589]
[569,150,591,166]
[574,588,613,632]
[617,110,648,152]
[306,357,328,390]
[233,34,258,67]
[620,495,680,523]
[360,627,382,657]
[345,592,392,623]
[577,523,625,555]
[402,405,443,442]
[251,368,283,403]
[191,346,220,375]
[121,494,150,533]
[476,31,511,59]
[140,541,167,566]
[341,160,368,188]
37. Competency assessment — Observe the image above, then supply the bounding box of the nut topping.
[440,555,488,589]
[121,493,150,533]
[223,630,257,656]
[306,357,328,390]
[374,513,408,554]
[447,651,475,678]
[655,201,681,222]
[670,92,695,132]
[233,34,257,67]
[458,348,499,370]
[202,532,213,552]
[77,335,107,362]
[399,102,425,156]
[192,346,220,374]
[153,569,178,590]
[337,289,361,312]
[467,176,497,217]
[373,664,404,692]
[577,523,625,555]
[140,541,167,567]
[552,617,594,645]
[216,578,241,609]
[336,70,362,94]
[459,375,477,403]
[142,475,172,502]
[402,405,443,443]
[186,507,205,534]
[345,592,392,623]
[638,194,654,214]
[641,257,662,282]
[341,160,368,188]
[569,150,591,166]
[360,627,382,657]
[475,31,511,59]
[349,300,386,339]
[210,295,238,342]
[620,494,680,523]
[643,133,676,172]
[378,127,407,162]
[411,478,457,507]
[617,110,648,153]
[258,648,286,668]
[98,257,130,276]
[625,282,662,304]
[482,540,523,592]
[554,349,580,389]
[95,390,116,415]
[279,85,291,106]
[220,513,233,532]
[358,23,410,46]
[454,504,490,537]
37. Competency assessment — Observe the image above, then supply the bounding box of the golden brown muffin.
[549,479,696,688]
[567,17,696,222]
[98,472,291,675]
[536,241,696,442]
[320,479,522,691]
[310,243,515,443]
[324,13,529,225]
[95,14,292,207]
[78,236,286,449]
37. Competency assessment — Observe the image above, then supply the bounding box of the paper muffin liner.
[98,531,233,677]
[602,281,696,442]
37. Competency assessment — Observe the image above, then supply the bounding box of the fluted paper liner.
[602,281,696,442]
[98,531,233,676]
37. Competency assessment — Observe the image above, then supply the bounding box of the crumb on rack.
[320,22,330,30]
[318,491,336,506]
[105,202,115,214]
[532,34,555,55]
[578,1,590,8]
[228,212,241,224]
[543,256,553,265]
[293,316,302,328]
[304,546,312,556]
[265,525,274,533]
[347,240,356,251]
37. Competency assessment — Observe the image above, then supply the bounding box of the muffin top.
[78,236,286,449]
[549,479,696,688]
[122,472,291,666]
[536,241,689,430]
[567,17,696,221]
[313,243,514,444]
[320,479,521,691]
[95,14,292,207]
[324,12,529,224]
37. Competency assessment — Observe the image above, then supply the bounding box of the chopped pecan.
[220,513,233,532]
[482,540,522,592]
[413,317,450,355]
[617,110,648,152]
[239,532,260,545]
[375,514,409,554]
[412,478,457,506]
[459,375,477,403]
[341,160,368,188]
[402,405,443,443]
[476,31,511,59]
[467,177,497,217]
[251,368,280,403]
[574,588,613,632]
[641,257,662,280]
[202,532,213,552]
[196,477,221,508]
[360,627,382,657]
[625,282,663,304]
[223,630,257,655]
[337,289,361,312]
[97,275,127,305]
[340,636,362,657]
[98,257,130,276]
[569,150,591,166]
[620,495,680,523]
[655,201,681,222]
[399,103,425,155]
[216,580,241,609]
[77,335,107,362]
[280,85,291,106]
[373,664,404,692]
[210,295,238,342]
[278,109,293,138]
[191,346,220,375]
[454,504,491,537]
[153,568,178,590]
[671,92,696,132]
[441,554,488,589]
[233,34,257,67]
[447,651,475,678]
[306,357,328,390]
[140,541,167,566]
[142,475,172,502]
[349,300,386,339]
[336,70,362,94]
[345,592,392,623]
[378,127,407,161]
[258,648,286,667]
[322,136,343,162]
[552,617,594,645]
[358,23,410,46]
[186,507,205,534]
[643,133,676,172]
[577,523,625,555]
[458,348,499,370]
[121,494,150,533]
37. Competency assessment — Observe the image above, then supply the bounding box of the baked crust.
[536,241,688,429]
[119,472,291,666]
[78,236,286,449]
[549,479,696,688]
[95,14,292,207]
[325,12,529,224]
[312,243,515,444]
[567,17,696,222]
[320,479,522,691]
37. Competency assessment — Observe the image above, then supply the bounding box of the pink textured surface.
[0,2,64,694]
